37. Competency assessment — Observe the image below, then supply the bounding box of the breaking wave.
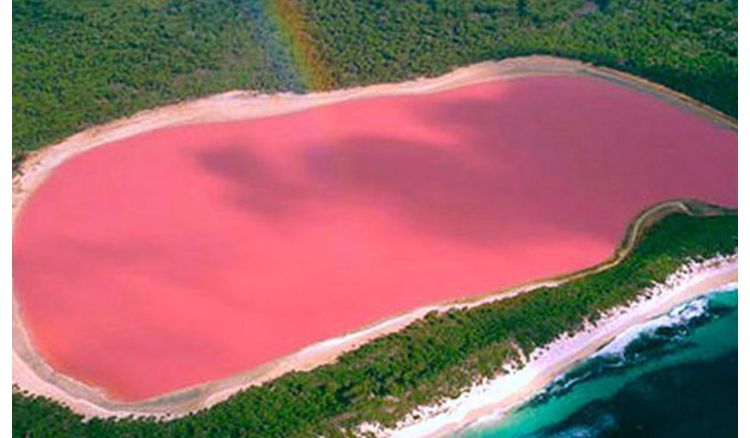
[530,289,734,405]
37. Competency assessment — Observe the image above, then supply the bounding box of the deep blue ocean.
[458,287,738,438]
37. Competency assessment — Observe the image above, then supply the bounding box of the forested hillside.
[13,210,738,437]
[13,0,737,163]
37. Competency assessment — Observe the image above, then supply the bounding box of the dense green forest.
[13,0,737,164]
[13,210,738,437]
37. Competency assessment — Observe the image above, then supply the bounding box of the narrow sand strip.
[12,55,736,418]
[365,255,737,438]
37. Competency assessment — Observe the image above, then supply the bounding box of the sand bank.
[363,254,737,437]
[12,55,735,220]
[12,202,733,420]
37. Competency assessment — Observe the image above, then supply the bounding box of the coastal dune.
[12,56,737,418]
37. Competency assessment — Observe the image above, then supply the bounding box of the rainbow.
[247,0,332,91]
[269,0,332,90]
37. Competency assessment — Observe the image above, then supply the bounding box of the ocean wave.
[533,288,737,404]
[594,285,737,361]
[592,295,710,359]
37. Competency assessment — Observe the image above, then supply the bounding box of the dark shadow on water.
[298,135,620,246]
[190,77,736,247]
[196,145,309,217]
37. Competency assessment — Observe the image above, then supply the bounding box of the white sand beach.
[360,254,737,437]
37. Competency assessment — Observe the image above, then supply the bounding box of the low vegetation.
[13,210,738,437]
[13,0,737,163]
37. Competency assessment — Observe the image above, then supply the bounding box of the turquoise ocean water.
[459,287,738,438]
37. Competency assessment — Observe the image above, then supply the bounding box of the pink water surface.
[13,76,737,401]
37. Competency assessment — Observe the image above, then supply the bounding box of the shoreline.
[12,55,736,223]
[367,255,737,438]
[11,55,737,419]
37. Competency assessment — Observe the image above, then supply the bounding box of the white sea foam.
[593,295,710,359]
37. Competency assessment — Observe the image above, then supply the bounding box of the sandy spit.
[12,55,736,419]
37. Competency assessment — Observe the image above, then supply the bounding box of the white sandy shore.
[11,55,736,418]
[359,254,737,438]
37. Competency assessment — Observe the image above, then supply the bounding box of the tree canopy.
[13,0,737,162]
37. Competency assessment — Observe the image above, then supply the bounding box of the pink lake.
[12,76,737,401]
